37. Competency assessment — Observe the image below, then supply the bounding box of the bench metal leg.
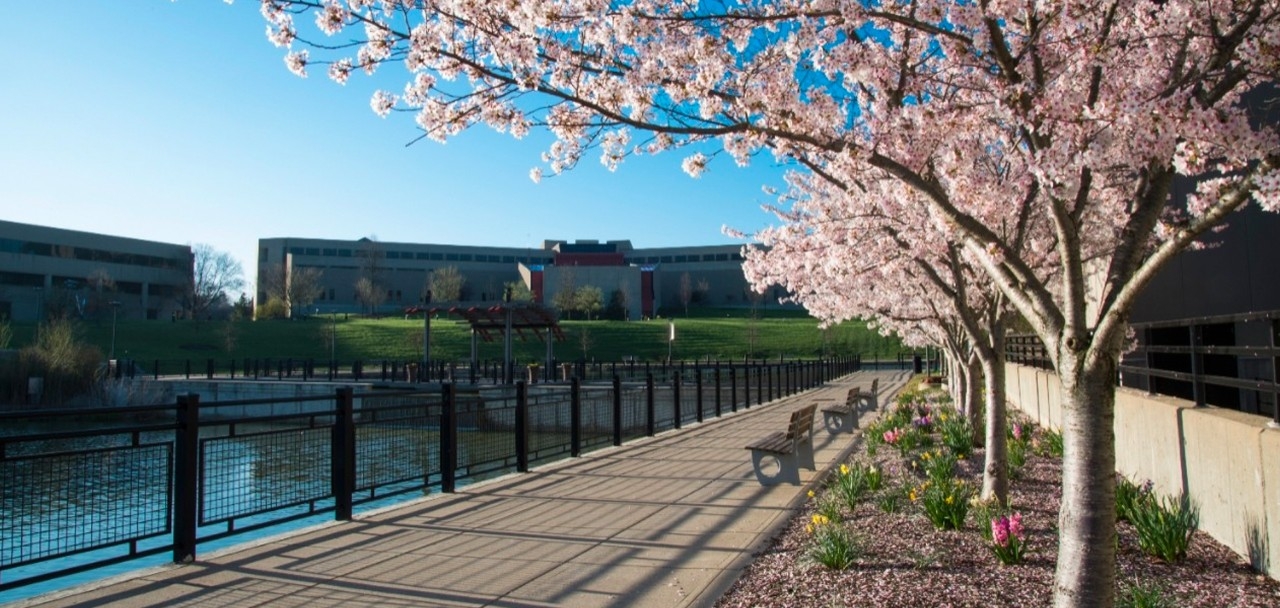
[856,394,879,412]
[797,437,815,471]
[822,410,857,434]
[750,449,801,486]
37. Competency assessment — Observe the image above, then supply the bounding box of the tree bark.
[1052,354,1118,608]
[980,335,1009,506]
[966,353,983,446]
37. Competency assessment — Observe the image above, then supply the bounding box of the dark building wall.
[1131,202,1280,322]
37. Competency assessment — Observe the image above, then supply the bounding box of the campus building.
[0,219,193,322]
[256,237,782,319]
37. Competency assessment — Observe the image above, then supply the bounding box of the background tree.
[576,327,594,360]
[695,278,711,306]
[551,270,578,318]
[574,285,604,321]
[606,287,630,320]
[355,237,386,316]
[249,3,1280,605]
[190,244,244,323]
[19,318,101,404]
[429,266,466,302]
[260,263,325,318]
[503,280,533,303]
[679,272,693,316]
[233,293,254,320]
[85,268,116,321]
[354,277,385,316]
[0,315,11,350]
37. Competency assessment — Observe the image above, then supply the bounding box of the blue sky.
[0,1,791,295]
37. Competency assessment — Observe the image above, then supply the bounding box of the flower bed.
[716,389,1280,607]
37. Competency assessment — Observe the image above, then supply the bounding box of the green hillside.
[3,309,907,365]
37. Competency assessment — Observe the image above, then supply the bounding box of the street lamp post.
[330,309,337,364]
[109,301,122,360]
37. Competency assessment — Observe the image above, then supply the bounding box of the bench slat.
[745,432,791,454]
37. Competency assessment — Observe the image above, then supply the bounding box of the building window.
[323,248,337,256]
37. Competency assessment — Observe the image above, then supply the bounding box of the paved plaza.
[16,371,908,608]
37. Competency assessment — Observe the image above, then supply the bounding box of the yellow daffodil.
[840,464,850,475]
[808,490,815,499]
[946,495,955,505]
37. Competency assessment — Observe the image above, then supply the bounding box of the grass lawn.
[5,308,908,364]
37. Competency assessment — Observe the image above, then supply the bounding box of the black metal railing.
[76,352,928,390]
[1006,311,1280,426]
[0,356,860,594]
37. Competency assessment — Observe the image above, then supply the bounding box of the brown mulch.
[715,444,1280,607]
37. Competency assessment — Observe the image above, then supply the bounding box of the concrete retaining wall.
[127,379,375,417]
[1005,363,1279,579]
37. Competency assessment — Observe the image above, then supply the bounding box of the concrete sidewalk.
[18,371,909,608]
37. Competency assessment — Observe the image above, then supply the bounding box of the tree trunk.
[944,349,966,407]
[980,344,1009,506]
[1053,356,1118,608]
[966,353,983,447]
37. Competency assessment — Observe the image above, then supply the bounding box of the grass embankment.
[5,309,906,364]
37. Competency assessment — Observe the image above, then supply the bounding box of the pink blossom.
[284,50,308,78]
[370,90,395,117]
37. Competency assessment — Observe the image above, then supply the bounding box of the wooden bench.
[821,387,861,434]
[858,378,880,412]
[745,404,817,485]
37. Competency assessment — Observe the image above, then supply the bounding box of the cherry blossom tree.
[241,1,1280,604]
[741,169,1047,507]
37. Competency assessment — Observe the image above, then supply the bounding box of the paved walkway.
[18,370,909,608]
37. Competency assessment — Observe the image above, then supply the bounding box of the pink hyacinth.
[883,428,903,444]
[1012,423,1023,440]
[992,513,1026,548]
[991,516,1010,546]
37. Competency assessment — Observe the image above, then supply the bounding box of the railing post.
[570,377,582,457]
[516,381,529,472]
[672,374,682,430]
[767,364,774,401]
[441,383,457,492]
[1271,319,1280,429]
[612,375,623,446]
[741,366,748,410]
[173,394,199,564]
[646,373,656,437]
[757,364,764,405]
[695,365,704,423]
[714,365,723,418]
[332,387,355,521]
[1190,324,1205,408]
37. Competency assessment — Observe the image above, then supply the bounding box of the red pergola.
[402,303,565,383]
